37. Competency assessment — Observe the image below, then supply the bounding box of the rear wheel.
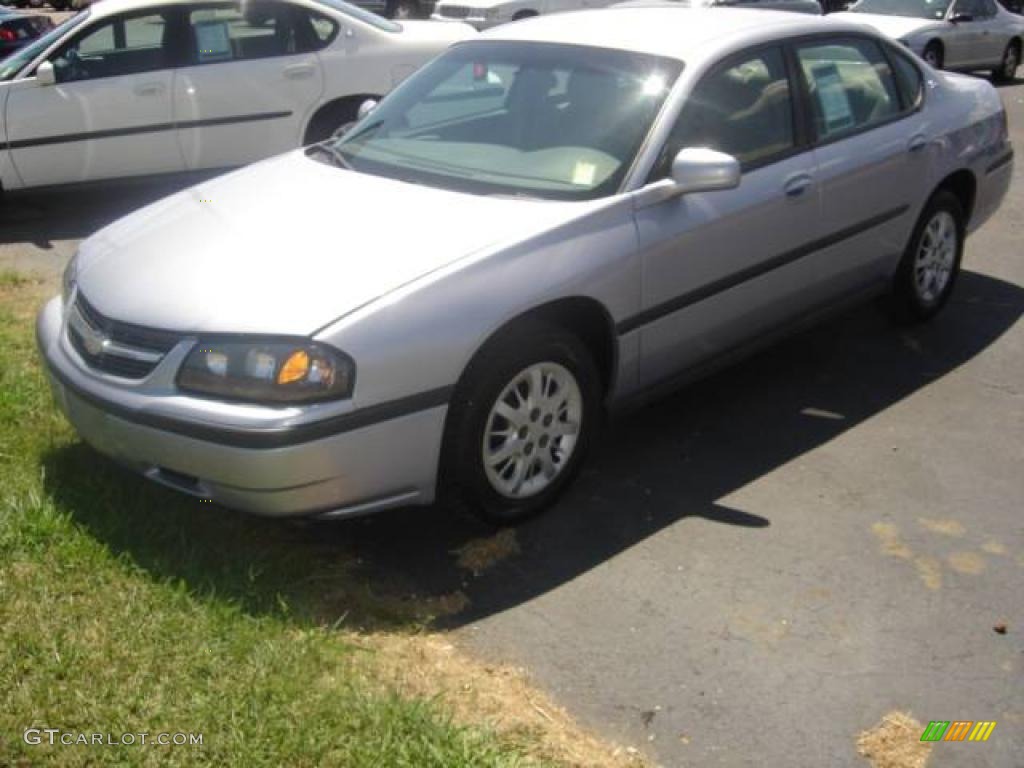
[992,41,1020,83]
[922,41,944,70]
[442,323,601,524]
[890,189,964,323]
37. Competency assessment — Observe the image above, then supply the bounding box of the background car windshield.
[333,42,683,200]
[0,10,89,81]
[848,0,953,19]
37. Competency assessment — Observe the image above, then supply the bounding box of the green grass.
[0,282,542,767]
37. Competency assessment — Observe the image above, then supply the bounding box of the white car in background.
[432,0,614,30]
[0,0,473,194]
[835,0,1023,80]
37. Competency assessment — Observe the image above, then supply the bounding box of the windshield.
[0,10,89,81]
[330,42,683,201]
[848,0,952,19]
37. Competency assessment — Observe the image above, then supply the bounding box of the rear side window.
[795,38,901,141]
[189,2,299,63]
[889,47,924,110]
[656,46,795,172]
[293,8,338,52]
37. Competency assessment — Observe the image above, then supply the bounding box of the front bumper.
[36,297,448,518]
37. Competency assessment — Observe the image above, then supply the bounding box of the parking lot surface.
[2,78,1021,768]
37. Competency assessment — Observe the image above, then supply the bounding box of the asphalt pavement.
[2,77,1021,768]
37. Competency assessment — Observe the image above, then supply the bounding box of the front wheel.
[992,41,1020,83]
[890,190,964,323]
[442,323,602,524]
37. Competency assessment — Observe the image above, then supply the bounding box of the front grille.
[439,4,471,18]
[68,292,184,379]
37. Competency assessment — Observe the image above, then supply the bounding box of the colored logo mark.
[920,720,996,742]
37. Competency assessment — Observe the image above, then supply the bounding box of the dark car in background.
[0,8,52,56]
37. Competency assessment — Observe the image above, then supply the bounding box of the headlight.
[62,253,78,305]
[178,338,355,404]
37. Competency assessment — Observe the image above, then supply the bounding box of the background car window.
[889,47,923,110]
[189,3,298,64]
[656,47,794,172]
[796,39,900,141]
[53,13,169,83]
[952,0,987,15]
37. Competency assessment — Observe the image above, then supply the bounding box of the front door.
[4,8,183,188]
[172,1,324,171]
[631,46,822,387]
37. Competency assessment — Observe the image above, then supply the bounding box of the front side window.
[796,38,901,141]
[655,47,795,174]
[848,0,953,20]
[330,41,683,200]
[189,3,299,64]
[51,12,170,83]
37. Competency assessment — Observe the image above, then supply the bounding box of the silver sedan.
[37,7,1013,522]
[836,0,1024,80]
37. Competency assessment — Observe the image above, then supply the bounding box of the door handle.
[284,64,314,80]
[783,173,813,197]
[908,134,928,153]
[133,82,165,97]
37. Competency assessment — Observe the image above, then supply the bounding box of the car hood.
[75,151,591,336]
[831,11,947,39]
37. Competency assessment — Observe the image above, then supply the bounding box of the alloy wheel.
[913,210,957,304]
[481,362,583,499]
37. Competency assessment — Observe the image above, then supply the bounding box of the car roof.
[481,7,864,61]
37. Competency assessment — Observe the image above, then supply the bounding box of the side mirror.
[950,11,973,21]
[36,60,56,87]
[670,147,741,195]
[357,99,378,120]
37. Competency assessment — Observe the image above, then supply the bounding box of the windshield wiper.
[307,142,353,170]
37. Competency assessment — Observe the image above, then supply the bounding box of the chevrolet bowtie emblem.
[69,305,109,356]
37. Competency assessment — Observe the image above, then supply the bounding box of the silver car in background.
[617,0,823,15]
[835,0,1024,80]
[38,8,1012,523]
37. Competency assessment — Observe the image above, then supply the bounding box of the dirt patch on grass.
[365,632,647,768]
[454,529,521,575]
[856,711,931,768]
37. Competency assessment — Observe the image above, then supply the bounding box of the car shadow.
[42,270,1023,630]
[0,178,203,247]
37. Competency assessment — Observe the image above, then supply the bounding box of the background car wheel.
[442,322,602,524]
[922,41,944,70]
[511,9,538,20]
[890,189,964,323]
[387,0,420,18]
[992,41,1020,83]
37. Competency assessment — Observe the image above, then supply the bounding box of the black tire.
[991,41,1020,83]
[386,0,419,18]
[441,322,602,524]
[922,41,944,70]
[890,189,965,324]
[303,100,362,145]
[511,9,538,20]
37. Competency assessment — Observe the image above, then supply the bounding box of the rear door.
[794,36,926,294]
[172,0,325,171]
[4,8,183,188]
